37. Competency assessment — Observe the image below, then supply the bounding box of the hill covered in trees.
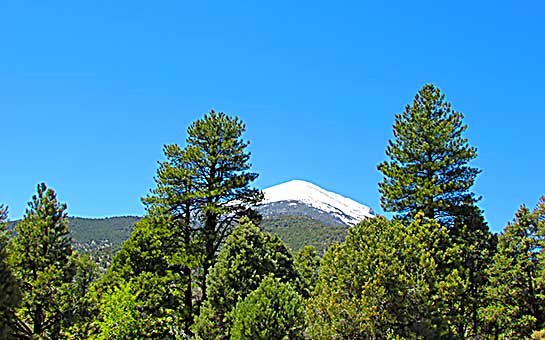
[9,214,346,269]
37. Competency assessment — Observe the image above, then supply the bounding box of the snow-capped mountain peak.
[260,180,373,226]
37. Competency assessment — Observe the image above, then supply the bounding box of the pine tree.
[10,183,77,338]
[377,83,480,224]
[231,276,306,340]
[481,197,545,338]
[183,110,263,303]
[104,214,193,338]
[104,110,262,335]
[60,253,100,338]
[140,143,199,331]
[294,245,321,298]
[194,217,299,339]
[377,84,495,337]
[448,201,497,337]
[0,205,21,338]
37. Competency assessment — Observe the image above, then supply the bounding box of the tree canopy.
[194,217,300,339]
[378,83,480,224]
[481,197,545,338]
[231,276,306,340]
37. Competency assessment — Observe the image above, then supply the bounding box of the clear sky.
[1,1,543,232]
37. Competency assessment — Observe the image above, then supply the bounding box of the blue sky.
[1,1,543,232]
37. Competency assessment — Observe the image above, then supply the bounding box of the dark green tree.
[0,205,21,338]
[294,245,321,298]
[104,214,193,338]
[377,84,495,337]
[377,83,480,224]
[10,183,77,338]
[141,143,198,330]
[194,217,300,339]
[231,276,306,340]
[481,197,545,338]
[60,253,101,338]
[183,110,263,302]
[447,201,497,337]
[102,111,261,336]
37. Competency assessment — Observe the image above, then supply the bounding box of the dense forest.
[1,84,544,339]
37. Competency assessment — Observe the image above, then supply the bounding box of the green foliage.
[0,205,21,338]
[61,253,101,338]
[307,215,452,339]
[133,110,263,332]
[231,276,306,340]
[7,184,99,338]
[294,245,321,298]
[261,215,347,254]
[378,83,480,224]
[446,202,497,337]
[104,214,194,337]
[4,94,541,340]
[10,183,77,338]
[481,197,545,338]
[194,217,300,339]
[377,84,496,337]
[94,279,143,339]
[182,110,263,303]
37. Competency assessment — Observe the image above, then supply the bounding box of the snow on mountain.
[260,180,373,226]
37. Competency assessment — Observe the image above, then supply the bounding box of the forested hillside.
[261,216,346,254]
[9,214,344,270]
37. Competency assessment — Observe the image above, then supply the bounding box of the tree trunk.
[33,304,42,337]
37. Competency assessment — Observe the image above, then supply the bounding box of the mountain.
[6,180,374,266]
[257,180,373,227]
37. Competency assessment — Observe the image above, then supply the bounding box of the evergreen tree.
[183,110,263,302]
[307,215,450,339]
[294,245,321,298]
[0,205,21,338]
[377,84,495,337]
[377,83,480,224]
[194,217,299,339]
[104,214,193,338]
[10,183,77,338]
[447,202,497,337]
[481,197,545,338]
[141,143,198,330]
[231,276,306,340]
[102,111,261,335]
[61,254,100,338]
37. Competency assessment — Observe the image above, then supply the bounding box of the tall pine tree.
[106,110,262,335]
[183,110,263,303]
[377,84,495,336]
[377,83,480,224]
[10,183,77,338]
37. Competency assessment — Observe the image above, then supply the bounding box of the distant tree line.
[1,86,544,339]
